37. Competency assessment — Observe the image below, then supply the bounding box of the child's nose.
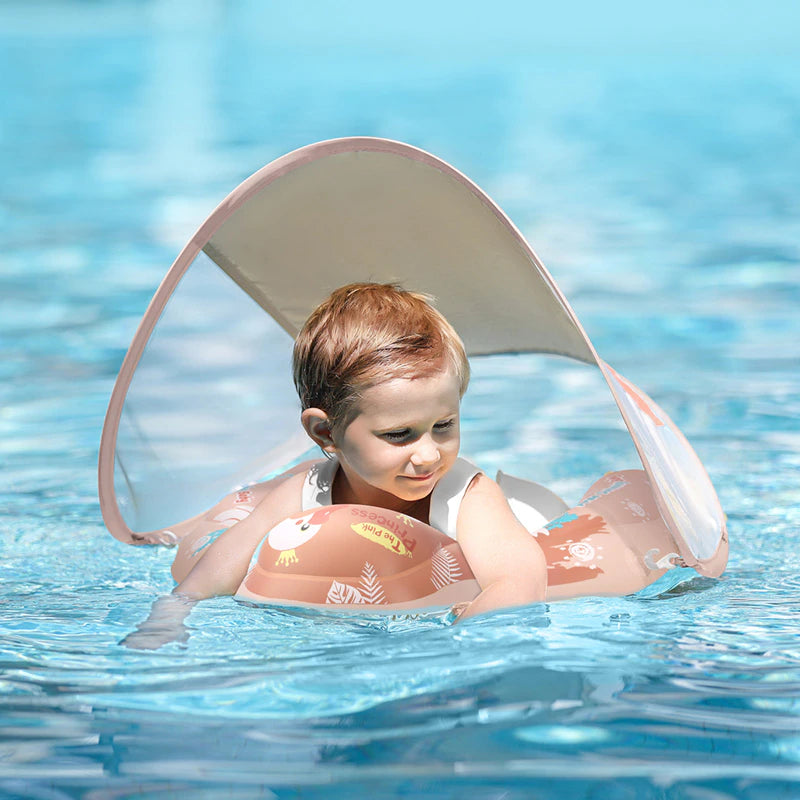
[410,435,441,467]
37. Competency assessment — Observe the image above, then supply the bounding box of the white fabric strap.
[495,470,569,532]
[301,457,338,510]
[428,457,481,540]
[301,454,480,540]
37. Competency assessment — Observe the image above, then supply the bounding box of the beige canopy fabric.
[203,138,595,361]
[98,137,727,578]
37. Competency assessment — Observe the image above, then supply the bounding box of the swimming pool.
[2,3,799,798]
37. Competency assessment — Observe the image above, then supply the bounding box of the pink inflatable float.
[163,467,714,613]
[234,469,694,609]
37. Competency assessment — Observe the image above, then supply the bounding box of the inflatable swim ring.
[166,467,698,611]
[236,504,480,610]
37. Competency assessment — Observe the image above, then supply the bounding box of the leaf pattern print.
[326,580,367,605]
[430,547,463,590]
[358,562,387,604]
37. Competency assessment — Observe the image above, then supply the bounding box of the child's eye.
[434,419,456,433]
[382,429,411,443]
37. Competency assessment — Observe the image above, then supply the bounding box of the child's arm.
[453,474,547,621]
[120,473,305,650]
[174,472,305,600]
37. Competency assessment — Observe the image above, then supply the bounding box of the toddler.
[124,283,547,647]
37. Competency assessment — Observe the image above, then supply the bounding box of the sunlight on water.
[1,2,799,797]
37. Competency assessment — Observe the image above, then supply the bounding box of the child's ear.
[301,408,337,452]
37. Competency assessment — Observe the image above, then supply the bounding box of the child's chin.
[394,477,436,498]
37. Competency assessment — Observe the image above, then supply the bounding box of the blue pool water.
[2,3,799,798]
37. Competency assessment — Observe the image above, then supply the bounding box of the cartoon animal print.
[269,507,335,567]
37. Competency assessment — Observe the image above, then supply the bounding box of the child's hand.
[120,623,189,651]
[120,593,195,651]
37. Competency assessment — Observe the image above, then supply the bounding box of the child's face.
[333,369,461,505]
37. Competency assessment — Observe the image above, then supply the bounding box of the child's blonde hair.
[293,283,470,433]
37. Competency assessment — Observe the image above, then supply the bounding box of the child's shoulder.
[458,468,526,531]
[463,471,506,504]
[249,459,323,517]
